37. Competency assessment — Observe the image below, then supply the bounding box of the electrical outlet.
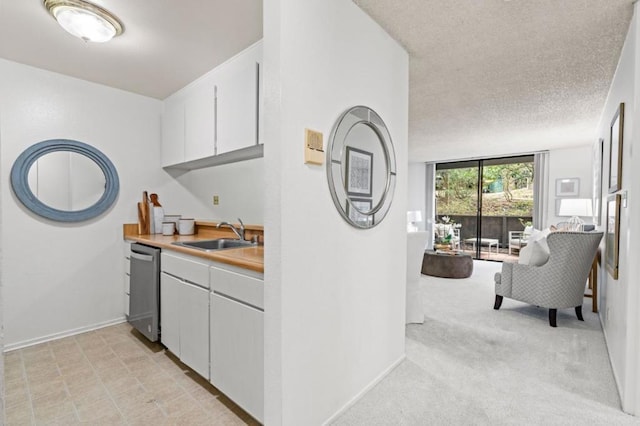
[213,195,219,206]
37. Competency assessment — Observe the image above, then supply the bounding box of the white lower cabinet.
[210,293,264,423]
[160,252,210,380]
[159,272,181,358]
[160,251,264,421]
[210,265,264,423]
[123,241,131,317]
[179,282,210,379]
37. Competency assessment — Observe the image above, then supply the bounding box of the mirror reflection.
[27,151,106,212]
[327,106,396,229]
[342,123,387,214]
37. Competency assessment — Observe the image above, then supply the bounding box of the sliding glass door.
[435,155,534,261]
[434,161,480,257]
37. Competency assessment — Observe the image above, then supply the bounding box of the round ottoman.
[421,251,473,278]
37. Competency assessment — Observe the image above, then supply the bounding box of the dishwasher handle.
[131,252,154,262]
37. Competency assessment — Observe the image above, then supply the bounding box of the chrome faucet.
[217,218,245,240]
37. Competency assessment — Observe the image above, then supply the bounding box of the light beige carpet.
[334,261,639,425]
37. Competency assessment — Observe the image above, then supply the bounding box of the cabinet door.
[185,79,216,161]
[123,273,130,317]
[210,293,263,422]
[160,272,181,356]
[161,96,185,167]
[179,282,210,380]
[124,242,130,317]
[216,60,258,155]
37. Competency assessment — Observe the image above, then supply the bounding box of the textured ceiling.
[354,0,634,162]
[0,0,262,99]
[0,1,633,160]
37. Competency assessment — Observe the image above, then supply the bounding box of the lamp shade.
[558,198,593,217]
[407,210,423,223]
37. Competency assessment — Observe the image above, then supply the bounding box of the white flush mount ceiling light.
[44,0,124,43]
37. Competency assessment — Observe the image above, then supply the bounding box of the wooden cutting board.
[138,191,151,234]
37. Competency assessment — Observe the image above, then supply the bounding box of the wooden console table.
[585,249,600,313]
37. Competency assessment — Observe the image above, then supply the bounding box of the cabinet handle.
[214,85,218,155]
[255,62,260,145]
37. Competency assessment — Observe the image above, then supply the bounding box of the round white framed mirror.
[326,106,396,229]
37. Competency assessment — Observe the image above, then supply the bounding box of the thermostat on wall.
[304,128,324,165]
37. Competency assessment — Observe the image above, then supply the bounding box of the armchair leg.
[493,295,503,310]
[549,309,557,327]
[575,305,584,321]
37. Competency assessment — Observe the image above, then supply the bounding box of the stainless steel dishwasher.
[128,243,161,342]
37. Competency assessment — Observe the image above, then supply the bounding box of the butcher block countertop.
[123,222,264,273]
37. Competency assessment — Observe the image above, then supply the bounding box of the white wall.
[546,145,594,227]
[0,103,4,412]
[263,0,408,424]
[166,158,265,224]
[594,4,640,414]
[408,162,427,230]
[0,59,206,349]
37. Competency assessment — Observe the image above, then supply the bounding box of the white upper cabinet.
[161,40,263,170]
[184,76,216,162]
[216,43,261,155]
[161,92,185,167]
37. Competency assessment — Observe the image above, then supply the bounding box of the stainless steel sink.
[172,238,256,252]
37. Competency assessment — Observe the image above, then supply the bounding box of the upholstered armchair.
[494,231,603,327]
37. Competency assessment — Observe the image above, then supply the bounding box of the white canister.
[178,218,195,235]
[153,206,165,234]
[162,222,175,236]
[163,214,181,225]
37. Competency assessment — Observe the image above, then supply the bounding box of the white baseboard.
[600,311,626,412]
[4,317,127,352]
[322,353,406,425]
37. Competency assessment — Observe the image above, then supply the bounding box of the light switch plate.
[304,128,324,165]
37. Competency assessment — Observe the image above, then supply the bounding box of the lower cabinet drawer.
[210,265,263,309]
[161,252,209,288]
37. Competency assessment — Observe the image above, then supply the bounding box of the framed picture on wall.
[605,194,621,280]
[592,139,604,226]
[347,198,372,226]
[346,146,373,197]
[555,178,580,197]
[608,103,624,193]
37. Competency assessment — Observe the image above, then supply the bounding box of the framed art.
[605,194,621,280]
[345,146,373,197]
[555,178,579,197]
[347,198,373,226]
[608,103,624,193]
[592,139,604,226]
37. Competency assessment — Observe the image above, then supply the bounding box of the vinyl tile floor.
[3,322,258,425]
